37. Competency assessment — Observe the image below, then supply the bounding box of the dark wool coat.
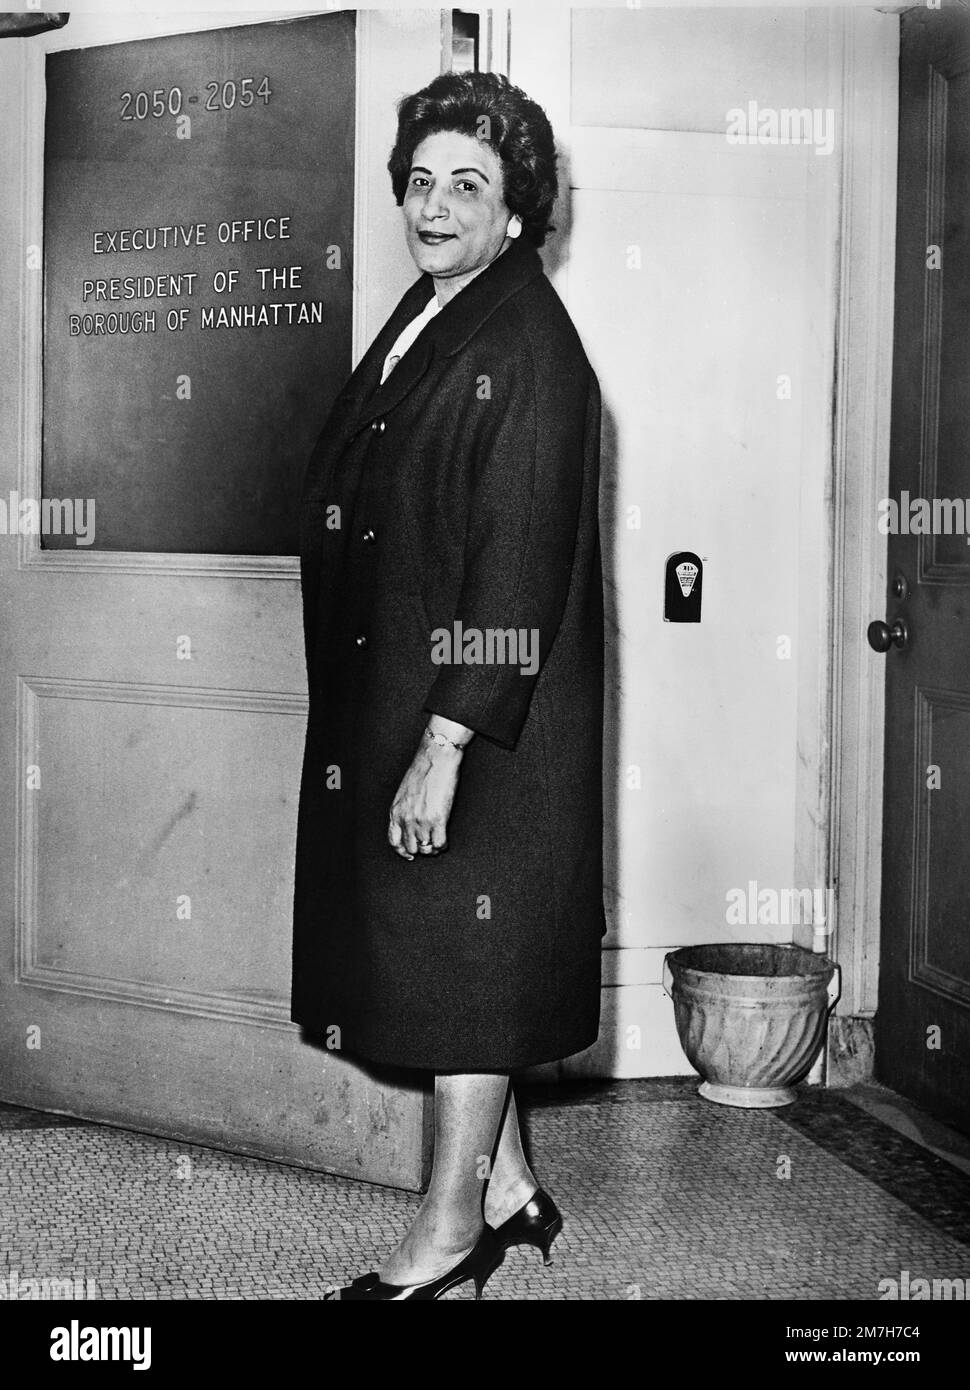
[291,233,605,1071]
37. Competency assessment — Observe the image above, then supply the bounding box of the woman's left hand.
[388,718,473,860]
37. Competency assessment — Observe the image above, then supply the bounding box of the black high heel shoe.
[325,1227,504,1301]
[489,1189,562,1266]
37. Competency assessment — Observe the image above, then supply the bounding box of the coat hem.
[290,1016,601,1074]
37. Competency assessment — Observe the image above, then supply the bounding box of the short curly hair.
[387,71,558,247]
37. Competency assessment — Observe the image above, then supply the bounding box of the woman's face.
[402,129,513,285]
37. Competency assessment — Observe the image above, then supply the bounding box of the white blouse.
[379,295,442,385]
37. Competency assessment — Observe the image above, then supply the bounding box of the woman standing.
[292,70,605,1299]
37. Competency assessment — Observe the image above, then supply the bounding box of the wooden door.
[0,13,428,1188]
[510,8,838,1076]
[875,2,970,1132]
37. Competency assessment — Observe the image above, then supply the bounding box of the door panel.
[21,680,300,1012]
[511,8,837,1077]
[876,2,970,1130]
[0,14,430,1188]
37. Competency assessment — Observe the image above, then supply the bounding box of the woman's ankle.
[412,1198,485,1253]
[483,1171,539,1226]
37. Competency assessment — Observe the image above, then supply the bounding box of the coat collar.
[419,233,544,356]
[349,236,545,432]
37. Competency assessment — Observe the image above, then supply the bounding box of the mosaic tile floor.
[0,1081,966,1300]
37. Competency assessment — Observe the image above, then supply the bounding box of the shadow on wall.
[537,149,631,1081]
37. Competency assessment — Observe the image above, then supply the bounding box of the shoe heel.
[538,1216,563,1266]
[473,1251,504,1299]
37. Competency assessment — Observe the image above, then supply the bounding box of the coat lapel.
[350,236,545,434]
[326,276,435,444]
[356,330,435,427]
[302,241,545,496]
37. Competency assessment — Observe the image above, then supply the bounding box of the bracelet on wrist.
[424,724,469,753]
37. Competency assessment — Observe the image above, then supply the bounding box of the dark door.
[874,1,970,1132]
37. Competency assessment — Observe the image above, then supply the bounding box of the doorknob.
[867,617,909,652]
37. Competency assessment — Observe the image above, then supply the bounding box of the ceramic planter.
[663,943,841,1108]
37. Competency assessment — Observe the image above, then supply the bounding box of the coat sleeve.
[422,330,598,749]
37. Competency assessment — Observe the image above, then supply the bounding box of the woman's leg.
[380,1071,509,1285]
[483,1085,539,1227]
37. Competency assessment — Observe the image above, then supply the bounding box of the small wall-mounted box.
[664,551,703,623]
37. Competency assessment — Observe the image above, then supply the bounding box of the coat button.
[361,528,376,544]
[371,419,385,433]
[355,634,368,649]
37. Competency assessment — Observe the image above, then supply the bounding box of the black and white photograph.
[0,0,967,1352]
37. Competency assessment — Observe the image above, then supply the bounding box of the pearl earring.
[507,216,522,240]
